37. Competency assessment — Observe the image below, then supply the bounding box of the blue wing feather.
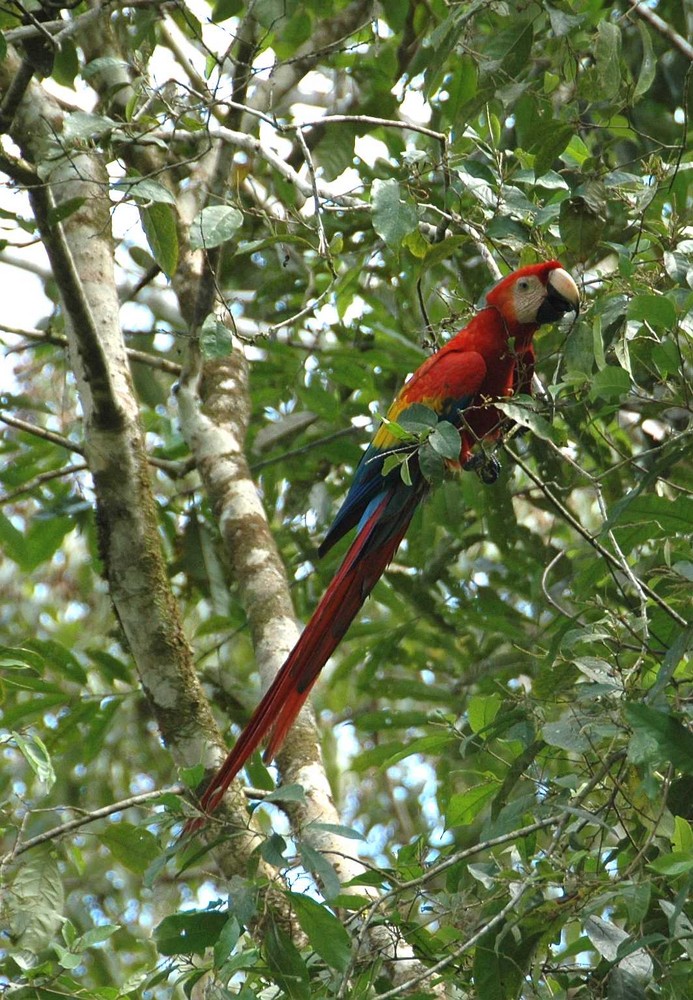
[318,392,475,558]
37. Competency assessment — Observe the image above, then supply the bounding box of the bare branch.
[4,786,186,862]
[0,412,85,455]
[295,126,332,264]
[2,324,182,375]
[626,0,693,61]
[0,461,89,505]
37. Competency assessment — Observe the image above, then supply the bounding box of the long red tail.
[186,486,421,831]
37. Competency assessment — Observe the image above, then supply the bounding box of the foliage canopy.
[0,1,691,998]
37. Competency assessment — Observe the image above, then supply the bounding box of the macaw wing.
[317,437,403,557]
[318,350,487,557]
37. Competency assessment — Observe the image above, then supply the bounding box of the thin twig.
[541,548,575,618]
[295,126,333,266]
[265,281,336,337]
[593,482,650,670]
[0,412,190,476]
[0,412,85,455]
[298,113,446,143]
[250,425,358,473]
[502,442,686,627]
[3,785,186,862]
[0,462,89,504]
[2,325,183,374]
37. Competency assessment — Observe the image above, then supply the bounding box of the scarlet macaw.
[190,261,579,826]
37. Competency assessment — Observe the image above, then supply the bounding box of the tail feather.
[188,482,423,830]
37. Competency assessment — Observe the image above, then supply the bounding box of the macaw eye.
[518,279,530,290]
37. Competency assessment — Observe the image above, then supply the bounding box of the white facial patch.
[512,275,547,324]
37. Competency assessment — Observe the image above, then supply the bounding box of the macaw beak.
[537,267,580,324]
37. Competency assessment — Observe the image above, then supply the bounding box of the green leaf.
[473,917,541,1000]
[418,440,445,486]
[585,915,653,981]
[634,21,656,100]
[200,318,234,358]
[100,823,160,874]
[542,715,591,752]
[288,893,351,972]
[672,815,693,854]
[467,693,502,734]
[260,833,288,866]
[439,54,477,120]
[589,365,631,401]
[54,942,83,970]
[0,645,45,671]
[625,704,693,773]
[604,494,693,553]
[595,20,622,100]
[73,924,119,950]
[235,233,315,258]
[628,294,677,330]
[446,781,498,827]
[190,206,243,250]
[495,398,565,444]
[115,177,176,205]
[5,850,64,955]
[212,0,243,21]
[314,122,357,182]
[63,111,117,142]
[154,911,227,956]
[371,178,418,249]
[304,821,366,841]
[0,512,75,571]
[561,135,591,167]
[140,203,178,277]
[264,919,311,1000]
[263,783,306,804]
[28,638,88,683]
[375,733,454,766]
[608,968,646,1000]
[213,915,241,966]
[396,403,439,434]
[421,234,472,272]
[82,56,130,79]
[12,731,55,788]
[559,196,605,260]
[531,122,573,179]
[52,41,79,89]
[650,627,693,703]
[429,421,462,460]
[659,900,693,960]
[381,452,407,477]
[648,852,693,876]
[299,842,341,901]
[47,197,85,226]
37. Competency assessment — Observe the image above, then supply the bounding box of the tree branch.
[0,412,85,455]
[4,786,186,862]
[626,0,693,61]
[0,41,228,836]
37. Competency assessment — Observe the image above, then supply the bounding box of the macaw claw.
[463,453,501,484]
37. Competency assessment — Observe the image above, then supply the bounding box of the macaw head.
[487,261,580,330]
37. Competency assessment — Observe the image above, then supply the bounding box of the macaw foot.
[463,453,501,484]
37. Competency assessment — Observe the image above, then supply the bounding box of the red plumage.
[186,261,578,832]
